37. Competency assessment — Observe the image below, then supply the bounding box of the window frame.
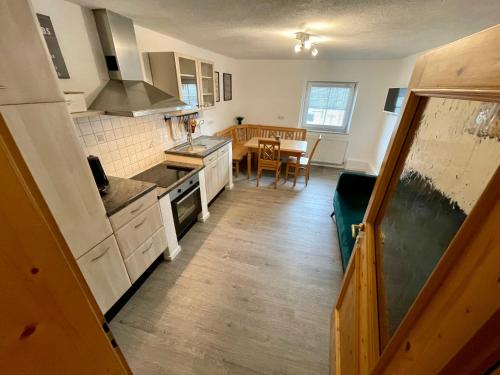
[300,81,358,134]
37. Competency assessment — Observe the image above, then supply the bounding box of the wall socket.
[277,115,285,120]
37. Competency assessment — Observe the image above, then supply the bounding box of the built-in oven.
[169,173,202,239]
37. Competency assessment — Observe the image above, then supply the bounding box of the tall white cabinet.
[1,0,131,312]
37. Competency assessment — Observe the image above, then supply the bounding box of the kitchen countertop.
[101,176,157,216]
[131,161,204,199]
[164,135,231,158]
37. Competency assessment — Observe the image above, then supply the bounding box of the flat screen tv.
[384,88,407,114]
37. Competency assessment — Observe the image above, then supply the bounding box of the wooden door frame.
[332,25,500,375]
[0,113,132,373]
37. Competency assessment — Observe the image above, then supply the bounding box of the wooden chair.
[256,139,281,189]
[232,143,247,177]
[285,135,322,186]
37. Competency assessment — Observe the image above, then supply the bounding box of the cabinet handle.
[0,85,7,90]
[130,203,144,214]
[91,247,110,262]
[134,218,147,229]
[142,242,154,254]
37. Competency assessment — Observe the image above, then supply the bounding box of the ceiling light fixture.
[294,32,318,57]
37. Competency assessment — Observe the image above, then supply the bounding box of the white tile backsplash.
[74,114,195,178]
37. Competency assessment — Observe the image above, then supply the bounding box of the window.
[301,81,357,133]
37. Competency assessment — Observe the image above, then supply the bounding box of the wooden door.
[332,25,500,375]
[0,114,131,373]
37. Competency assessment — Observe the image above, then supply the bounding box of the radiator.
[306,133,348,166]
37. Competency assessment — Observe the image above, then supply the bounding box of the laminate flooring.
[110,166,344,375]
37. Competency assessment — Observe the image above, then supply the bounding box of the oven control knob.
[177,188,182,193]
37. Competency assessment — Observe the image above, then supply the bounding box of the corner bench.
[216,124,307,177]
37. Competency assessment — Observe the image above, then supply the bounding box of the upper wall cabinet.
[0,0,63,105]
[147,52,216,109]
[198,59,215,109]
[148,52,200,108]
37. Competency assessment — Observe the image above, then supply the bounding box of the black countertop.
[164,135,231,158]
[131,161,204,199]
[101,176,157,216]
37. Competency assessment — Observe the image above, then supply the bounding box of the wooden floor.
[110,166,344,375]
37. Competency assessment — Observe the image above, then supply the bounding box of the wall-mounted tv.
[384,88,407,114]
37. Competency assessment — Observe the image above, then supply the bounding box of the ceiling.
[69,0,500,60]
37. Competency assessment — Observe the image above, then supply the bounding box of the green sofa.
[332,171,377,270]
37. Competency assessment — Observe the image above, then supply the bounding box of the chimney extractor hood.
[89,9,193,117]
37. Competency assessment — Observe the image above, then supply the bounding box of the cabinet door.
[0,0,63,105]
[198,59,215,108]
[205,160,218,201]
[0,103,113,258]
[217,151,229,190]
[77,235,131,313]
[174,53,200,108]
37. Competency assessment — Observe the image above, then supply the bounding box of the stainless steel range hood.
[90,9,193,117]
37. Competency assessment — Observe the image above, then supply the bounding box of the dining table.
[244,137,308,187]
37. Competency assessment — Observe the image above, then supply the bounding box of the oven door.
[171,183,202,239]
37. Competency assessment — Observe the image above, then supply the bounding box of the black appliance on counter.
[131,164,202,239]
[87,155,109,194]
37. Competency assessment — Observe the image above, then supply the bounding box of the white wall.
[238,59,410,172]
[372,53,420,172]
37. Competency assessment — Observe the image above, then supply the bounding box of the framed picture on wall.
[223,73,232,101]
[215,71,220,102]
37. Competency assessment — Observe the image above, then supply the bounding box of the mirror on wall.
[375,97,500,348]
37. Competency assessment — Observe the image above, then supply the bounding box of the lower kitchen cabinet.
[205,143,231,202]
[124,227,167,283]
[77,235,131,313]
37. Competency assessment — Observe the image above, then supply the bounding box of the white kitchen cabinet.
[148,52,201,108]
[0,0,63,105]
[77,235,131,313]
[198,59,215,108]
[115,203,163,259]
[205,159,219,202]
[124,227,168,283]
[0,103,113,259]
[217,146,230,188]
[204,144,231,202]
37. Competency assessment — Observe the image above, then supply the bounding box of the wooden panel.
[334,242,359,375]
[77,235,132,313]
[409,25,500,90]
[0,0,63,105]
[0,102,113,259]
[0,113,130,373]
[358,224,379,374]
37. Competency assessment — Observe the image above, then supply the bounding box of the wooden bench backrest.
[216,124,307,144]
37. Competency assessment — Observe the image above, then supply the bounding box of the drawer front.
[77,235,131,313]
[203,152,217,165]
[125,227,167,283]
[217,144,229,158]
[115,203,163,259]
[110,190,157,231]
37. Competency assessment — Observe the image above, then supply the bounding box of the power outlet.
[277,115,285,120]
